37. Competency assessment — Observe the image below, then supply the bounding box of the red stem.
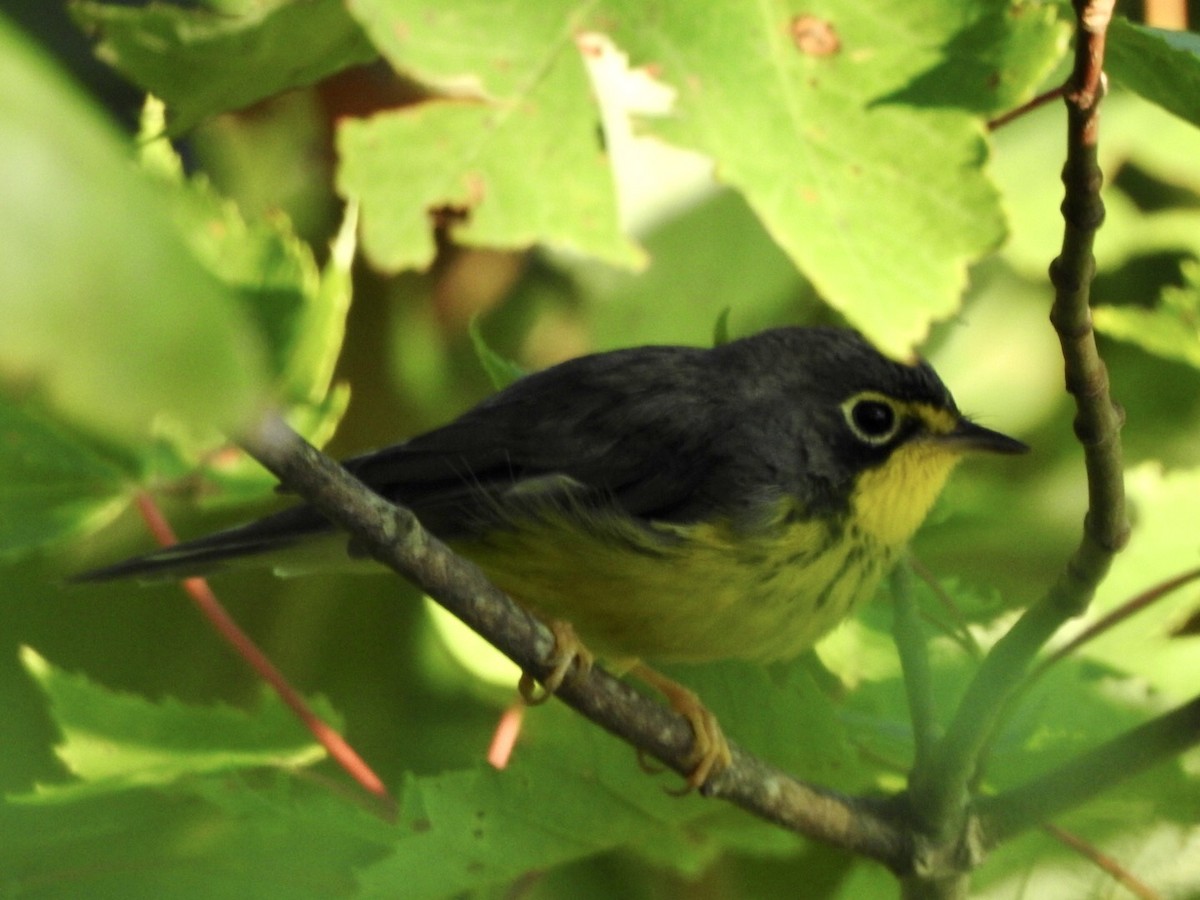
[987,85,1066,131]
[133,492,394,813]
[1044,824,1160,900]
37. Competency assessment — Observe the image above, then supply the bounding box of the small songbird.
[78,326,1027,785]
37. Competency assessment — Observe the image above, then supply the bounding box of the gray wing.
[74,345,737,582]
[341,344,732,535]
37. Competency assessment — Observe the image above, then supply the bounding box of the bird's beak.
[939,418,1029,455]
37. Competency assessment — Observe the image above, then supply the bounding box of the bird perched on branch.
[78,326,1027,787]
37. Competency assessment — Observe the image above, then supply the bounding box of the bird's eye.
[843,394,902,445]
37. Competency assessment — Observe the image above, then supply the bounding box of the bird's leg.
[518,619,595,704]
[630,662,732,791]
[516,629,730,791]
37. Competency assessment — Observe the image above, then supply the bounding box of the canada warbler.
[78,326,1027,785]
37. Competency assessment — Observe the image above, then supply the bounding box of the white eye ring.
[842,393,903,446]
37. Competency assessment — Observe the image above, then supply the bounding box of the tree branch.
[908,0,1126,835]
[977,694,1200,844]
[133,491,394,811]
[891,564,938,773]
[987,85,1066,131]
[237,413,914,872]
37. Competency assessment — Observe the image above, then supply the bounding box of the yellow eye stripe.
[907,401,961,437]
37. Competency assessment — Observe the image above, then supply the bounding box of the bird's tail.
[71,506,333,583]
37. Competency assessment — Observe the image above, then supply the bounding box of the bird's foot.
[518,619,595,705]
[631,663,732,792]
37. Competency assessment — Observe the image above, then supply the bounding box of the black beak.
[940,418,1029,455]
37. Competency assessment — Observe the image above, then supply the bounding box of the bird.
[76,326,1028,786]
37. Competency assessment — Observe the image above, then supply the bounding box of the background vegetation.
[1,0,1198,897]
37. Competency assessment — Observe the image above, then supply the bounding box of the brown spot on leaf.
[428,203,470,232]
[790,15,840,57]
[428,174,485,234]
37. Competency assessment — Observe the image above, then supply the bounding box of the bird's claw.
[519,620,594,705]
[631,663,732,792]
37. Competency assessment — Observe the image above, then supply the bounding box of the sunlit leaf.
[1108,17,1200,129]
[70,0,377,133]
[16,647,333,798]
[358,666,853,897]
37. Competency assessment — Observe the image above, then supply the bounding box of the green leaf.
[138,111,352,412]
[0,401,132,559]
[972,657,1200,896]
[336,80,643,272]
[468,318,526,389]
[123,115,354,503]
[293,204,359,413]
[272,201,358,456]
[975,818,1200,900]
[359,654,863,897]
[16,647,332,799]
[1093,263,1200,369]
[674,657,868,790]
[883,3,1069,115]
[601,0,1058,355]
[338,1,646,272]
[573,189,811,349]
[1069,464,1200,699]
[70,0,378,133]
[1108,18,1200,129]
[0,16,271,444]
[358,707,706,899]
[0,778,393,899]
[340,0,1062,354]
[986,660,1196,810]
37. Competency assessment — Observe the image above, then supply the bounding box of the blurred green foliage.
[2,2,1199,899]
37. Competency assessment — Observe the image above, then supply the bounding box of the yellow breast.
[456,498,897,666]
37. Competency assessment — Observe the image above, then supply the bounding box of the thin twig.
[1043,824,1161,900]
[1030,564,1200,682]
[133,492,395,815]
[988,85,1067,131]
[487,702,525,770]
[891,565,939,772]
[1143,0,1188,29]
[908,557,983,659]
